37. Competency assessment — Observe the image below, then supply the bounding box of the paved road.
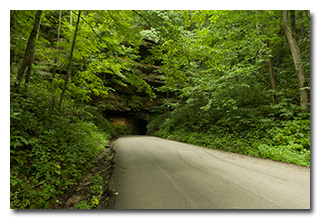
[109,136,310,209]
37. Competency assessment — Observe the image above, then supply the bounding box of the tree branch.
[107,11,126,30]
[132,10,154,28]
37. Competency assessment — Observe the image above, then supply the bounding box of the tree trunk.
[52,10,62,81]
[277,32,284,66]
[24,50,35,85]
[10,11,17,65]
[59,10,81,108]
[265,39,278,104]
[298,11,307,39]
[290,10,298,41]
[16,10,42,84]
[268,57,277,103]
[25,16,42,86]
[281,10,309,111]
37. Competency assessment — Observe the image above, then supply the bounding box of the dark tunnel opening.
[132,118,148,135]
[103,110,149,136]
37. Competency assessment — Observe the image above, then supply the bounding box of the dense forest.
[10,10,310,209]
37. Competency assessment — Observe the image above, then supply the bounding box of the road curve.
[109,136,310,209]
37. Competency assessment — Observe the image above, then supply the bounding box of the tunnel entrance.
[132,118,148,135]
[103,110,149,136]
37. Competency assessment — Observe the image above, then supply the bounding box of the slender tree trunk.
[281,10,309,111]
[268,58,277,103]
[266,39,277,103]
[25,16,42,86]
[10,11,17,66]
[16,10,42,84]
[52,10,62,81]
[24,50,34,85]
[277,32,284,66]
[299,11,307,39]
[59,10,81,108]
[290,10,298,41]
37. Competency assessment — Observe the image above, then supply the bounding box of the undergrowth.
[151,103,310,167]
[74,174,106,209]
[10,79,115,209]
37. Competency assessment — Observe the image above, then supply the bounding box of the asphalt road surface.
[109,136,310,209]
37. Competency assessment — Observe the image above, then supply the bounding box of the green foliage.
[74,174,105,209]
[155,119,309,167]
[10,10,310,210]
[146,10,310,167]
[127,94,143,111]
[152,83,310,166]
[10,80,113,209]
[113,124,128,136]
[10,9,161,208]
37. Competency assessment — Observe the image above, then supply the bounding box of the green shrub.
[10,83,113,209]
[152,107,310,167]
[74,174,105,209]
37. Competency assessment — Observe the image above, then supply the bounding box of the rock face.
[98,90,166,136]
[93,39,167,136]
[101,92,131,112]
[93,89,164,136]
